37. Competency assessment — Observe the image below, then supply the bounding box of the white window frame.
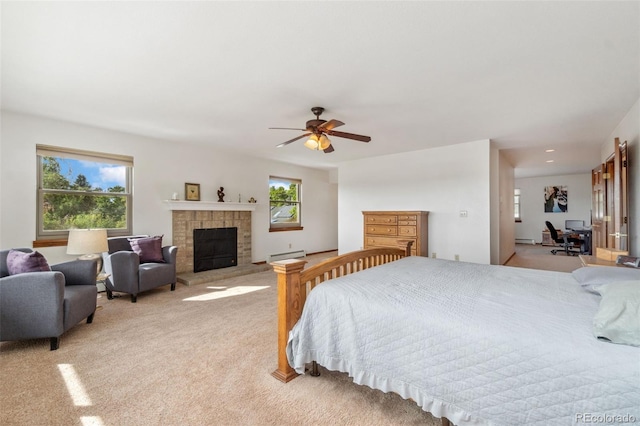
[36,145,133,240]
[514,188,521,222]
[269,176,302,232]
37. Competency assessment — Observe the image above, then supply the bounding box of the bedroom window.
[269,176,302,232]
[36,145,133,241]
[514,188,521,222]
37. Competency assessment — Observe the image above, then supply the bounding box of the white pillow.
[572,266,640,294]
[592,280,640,347]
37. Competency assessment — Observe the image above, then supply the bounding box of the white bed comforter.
[286,256,640,425]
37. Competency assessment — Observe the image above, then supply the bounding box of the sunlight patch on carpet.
[81,416,104,426]
[183,285,270,301]
[57,364,92,406]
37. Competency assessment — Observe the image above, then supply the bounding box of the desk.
[568,228,592,255]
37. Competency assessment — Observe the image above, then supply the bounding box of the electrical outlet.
[288,243,292,249]
[460,210,468,218]
[454,254,460,261]
[431,252,436,258]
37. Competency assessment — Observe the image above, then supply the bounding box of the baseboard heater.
[515,238,536,245]
[267,250,306,263]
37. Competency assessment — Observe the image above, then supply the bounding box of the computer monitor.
[565,220,584,230]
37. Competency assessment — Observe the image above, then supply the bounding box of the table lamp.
[67,229,108,275]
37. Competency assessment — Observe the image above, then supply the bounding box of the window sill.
[269,226,303,232]
[33,239,68,248]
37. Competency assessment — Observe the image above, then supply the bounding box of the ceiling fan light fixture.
[271,107,371,153]
[318,134,331,150]
[304,134,320,150]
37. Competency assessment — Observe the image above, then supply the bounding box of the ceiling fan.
[270,107,371,153]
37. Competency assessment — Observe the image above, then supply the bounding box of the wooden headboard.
[270,241,413,383]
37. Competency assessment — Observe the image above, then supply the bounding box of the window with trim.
[36,145,133,240]
[269,176,302,231]
[514,188,521,222]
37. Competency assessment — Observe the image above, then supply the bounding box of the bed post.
[271,258,307,383]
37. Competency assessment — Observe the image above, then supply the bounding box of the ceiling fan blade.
[269,127,307,131]
[323,144,335,154]
[318,119,345,132]
[276,133,311,148]
[327,130,371,142]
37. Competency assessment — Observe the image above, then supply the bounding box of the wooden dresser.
[362,211,429,256]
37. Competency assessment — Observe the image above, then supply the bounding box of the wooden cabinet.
[363,211,428,256]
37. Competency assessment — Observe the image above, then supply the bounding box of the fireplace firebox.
[193,227,237,273]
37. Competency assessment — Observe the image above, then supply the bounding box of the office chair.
[545,221,584,256]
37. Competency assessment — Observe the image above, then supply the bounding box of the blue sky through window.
[56,157,126,190]
[269,178,290,189]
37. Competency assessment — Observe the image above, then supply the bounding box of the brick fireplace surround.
[166,201,256,274]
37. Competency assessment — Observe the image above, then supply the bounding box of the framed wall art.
[185,183,200,201]
[544,185,567,213]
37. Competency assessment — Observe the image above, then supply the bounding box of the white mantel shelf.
[164,200,257,211]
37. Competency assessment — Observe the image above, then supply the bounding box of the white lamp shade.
[67,229,109,255]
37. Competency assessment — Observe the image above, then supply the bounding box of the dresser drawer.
[366,236,413,247]
[397,215,417,221]
[397,220,416,226]
[398,226,416,237]
[365,225,398,236]
[365,215,397,225]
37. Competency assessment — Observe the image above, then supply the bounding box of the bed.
[271,245,640,426]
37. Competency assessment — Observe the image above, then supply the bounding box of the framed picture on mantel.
[185,183,200,201]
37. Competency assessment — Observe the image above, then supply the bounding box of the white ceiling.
[2,1,638,178]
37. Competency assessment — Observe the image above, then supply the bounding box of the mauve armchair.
[0,249,98,350]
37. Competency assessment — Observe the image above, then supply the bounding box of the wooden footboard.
[270,241,413,383]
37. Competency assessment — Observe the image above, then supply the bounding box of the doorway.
[591,138,629,251]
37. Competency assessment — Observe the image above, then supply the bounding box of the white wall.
[338,139,493,264]
[0,111,338,264]
[515,173,592,243]
[601,97,639,255]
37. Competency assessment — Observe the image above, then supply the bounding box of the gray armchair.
[102,236,178,303]
[0,249,97,350]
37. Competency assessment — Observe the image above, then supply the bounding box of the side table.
[96,272,110,291]
[96,272,110,309]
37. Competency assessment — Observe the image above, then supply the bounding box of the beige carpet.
[0,247,575,426]
[504,243,583,273]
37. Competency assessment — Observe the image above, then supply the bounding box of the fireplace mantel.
[164,200,257,211]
